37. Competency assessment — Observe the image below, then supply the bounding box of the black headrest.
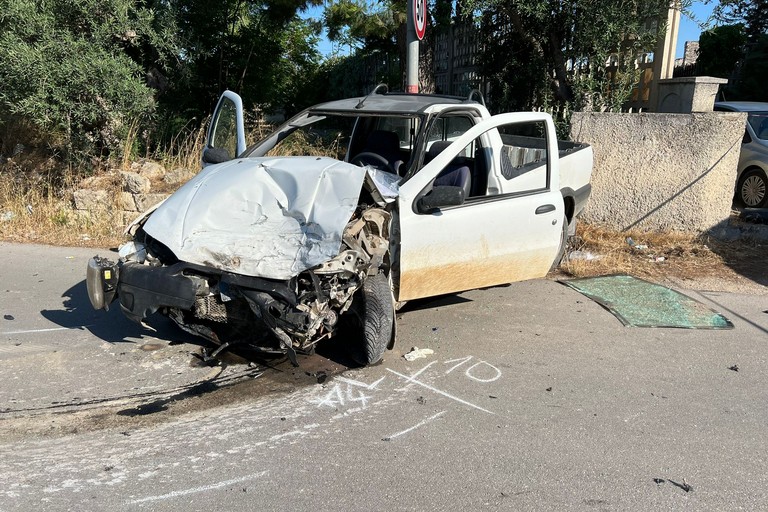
[426,140,452,162]
[366,130,400,152]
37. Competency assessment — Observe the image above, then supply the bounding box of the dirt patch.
[0,350,347,442]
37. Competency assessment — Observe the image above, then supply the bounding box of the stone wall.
[73,161,194,226]
[569,111,746,233]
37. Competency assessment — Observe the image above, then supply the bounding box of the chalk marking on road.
[444,356,474,374]
[336,376,385,390]
[444,357,502,383]
[387,367,495,415]
[465,361,502,383]
[127,471,268,504]
[312,383,373,410]
[383,411,447,441]
[1,325,94,335]
[394,360,437,391]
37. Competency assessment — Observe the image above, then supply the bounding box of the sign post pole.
[406,0,426,94]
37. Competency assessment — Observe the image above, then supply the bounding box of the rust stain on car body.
[397,249,554,301]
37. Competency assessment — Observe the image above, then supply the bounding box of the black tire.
[737,168,768,208]
[350,273,394,366]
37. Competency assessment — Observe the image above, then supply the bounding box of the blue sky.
[303,1,718,59]
[677,1,716,57]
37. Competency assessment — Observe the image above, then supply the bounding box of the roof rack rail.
[355,83,389,109]
[466,89,486,106]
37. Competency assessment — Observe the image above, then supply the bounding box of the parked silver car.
[714,101,768,208]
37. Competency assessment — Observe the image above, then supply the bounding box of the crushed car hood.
[142,156,371,280]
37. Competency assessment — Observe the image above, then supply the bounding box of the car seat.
[361,130,405,173]
[426,140,472,199]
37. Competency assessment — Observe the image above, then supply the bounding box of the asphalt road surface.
[1,242,767,511]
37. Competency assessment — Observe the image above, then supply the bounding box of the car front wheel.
[737,168,768,208]
[349,272,394,366]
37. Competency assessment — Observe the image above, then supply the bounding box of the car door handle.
[535,204,556,215]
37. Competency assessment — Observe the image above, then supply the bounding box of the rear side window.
[498,121,549,192]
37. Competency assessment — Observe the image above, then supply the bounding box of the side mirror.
[203,146,231,165]
[416,186,465,213]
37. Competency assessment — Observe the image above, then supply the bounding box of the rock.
[118,192,138,212]
[163,168,195,186]
[120,171,151,194]
[120,211,139,227]
[78,174,115,190]
[138,161,166,180]
[135,193,170,212]
[73,189,111,211]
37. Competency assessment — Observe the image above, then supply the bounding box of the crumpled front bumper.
[86,256,119,310]
[86,257,197,322]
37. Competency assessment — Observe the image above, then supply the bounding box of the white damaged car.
[87,87,593,365]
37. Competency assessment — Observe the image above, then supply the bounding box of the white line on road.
[1,325,94,335]
[383,411,447,441]
[127,471,269,504]
[386,367,495,415]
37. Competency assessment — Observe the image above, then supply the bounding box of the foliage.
[698,24,747,79]
[323,0,404,53]
[711,0,768,42]
[163,0,323,121]
[728,34,768,101]
[0,0,178,161]
[467,0,669,116]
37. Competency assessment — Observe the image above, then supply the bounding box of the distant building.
[674,40,699,68]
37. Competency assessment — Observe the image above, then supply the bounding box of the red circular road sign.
[414,0,427,40]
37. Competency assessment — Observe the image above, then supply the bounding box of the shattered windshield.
[251,111,423,175]
[266,115,354,160]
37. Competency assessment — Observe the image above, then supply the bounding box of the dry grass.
[0,111,274,248]
[154,119,209,173]
[266,129,346,159]
[0,164,126,247]
[560,222,765,284]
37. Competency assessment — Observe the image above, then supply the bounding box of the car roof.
[309,91,481,115]
[714,101,768,112]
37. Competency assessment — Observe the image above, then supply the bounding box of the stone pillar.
[648,3,681,111]
[656,76,729,113]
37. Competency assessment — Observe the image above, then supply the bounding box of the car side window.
[427,116,475,143]
[497,120,549,193]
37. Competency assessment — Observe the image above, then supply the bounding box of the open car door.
[203,90,246,165]
[395,112,564,301]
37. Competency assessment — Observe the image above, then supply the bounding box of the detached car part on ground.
[87,88,593,366]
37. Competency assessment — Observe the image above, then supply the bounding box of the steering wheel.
[351,152,395,174]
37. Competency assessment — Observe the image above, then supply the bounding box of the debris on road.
[626,237,648,250]
[671,479,694,493]
[728,365,740,372]
[404,347,434,361]
[653,478,665,485]
[568,250,602,261]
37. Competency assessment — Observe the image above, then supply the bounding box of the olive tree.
[0,0,177,159]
